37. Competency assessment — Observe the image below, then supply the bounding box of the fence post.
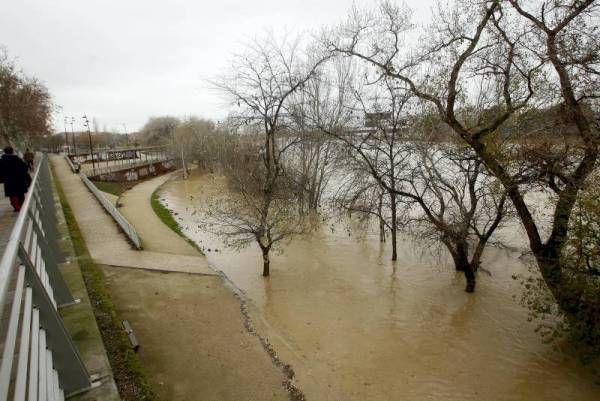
[19,246,92,396]
[24,211,76,306]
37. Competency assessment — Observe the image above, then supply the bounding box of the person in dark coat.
[0,146,30,211]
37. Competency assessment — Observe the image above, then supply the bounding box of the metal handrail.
[80,174,142,249]
[64,154,79,173]
[0,155,91,400]
[89,155,172,177]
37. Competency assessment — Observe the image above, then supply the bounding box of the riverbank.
[52,171,154,400]
[116,171,298,400]
[156,169,600,401]
[51,157,295,400]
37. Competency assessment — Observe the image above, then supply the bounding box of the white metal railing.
[80,174,142,249]
[64,154,79,174]
[70,147,171,178]
[0,155,91,400]
[87,154,171,177]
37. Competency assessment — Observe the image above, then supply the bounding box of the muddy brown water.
[160,172,599,401]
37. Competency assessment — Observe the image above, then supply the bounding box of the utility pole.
[83,115,95,176]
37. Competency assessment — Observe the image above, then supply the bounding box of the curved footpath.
[51,156,290,401]
[51,156,212,275]
[118,173,198,256]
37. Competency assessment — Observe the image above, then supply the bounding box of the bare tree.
[327,0,599,320]
[171,117,214,178]
[202,134,310,276]
[329,77,414,261]
[209,34,330,276]
[286,59,354,211]
[333,167,393,244]
[407,143,509,292]
[331,114,509,291]
[138,116,180,146]
[0,48,53,147]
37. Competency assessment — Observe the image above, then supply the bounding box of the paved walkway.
[119,173,198,256]
[50,156,214,275]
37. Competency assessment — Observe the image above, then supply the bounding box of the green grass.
[150,189,203,253]
[150,190,184,235]
[53,171,157,401]
[91,181,130,197]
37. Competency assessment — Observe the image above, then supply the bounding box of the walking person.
[23,148,35,171]
[0,146,31,212]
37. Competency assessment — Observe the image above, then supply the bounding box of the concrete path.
[50,156,214,275]
[118,173,198,256]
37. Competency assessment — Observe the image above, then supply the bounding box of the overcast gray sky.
[1,0,433,133]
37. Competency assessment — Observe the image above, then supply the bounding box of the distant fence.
[89,157,174,179]
[91,159,177,182]
[80,174,142,250]
[0,155,92,401]
[69,147,172,178]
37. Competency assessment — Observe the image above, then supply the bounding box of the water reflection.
[161,172,599,401]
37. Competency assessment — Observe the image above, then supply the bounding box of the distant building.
[365,112,392,128]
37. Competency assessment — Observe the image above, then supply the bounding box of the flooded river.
[159,171,599,401]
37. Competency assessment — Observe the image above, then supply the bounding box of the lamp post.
[63,117,70,154]
[83,115,95,175]
[70,117,77,156]
[123,123,129,147]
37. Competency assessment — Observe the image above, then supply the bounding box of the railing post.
[36,157,66,263]
[1,153,95,400]
[24,210,76,306]
[19,245,91,396]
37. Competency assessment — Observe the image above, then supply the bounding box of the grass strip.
[150,189,203,254]
[53,171,157,401]
[91,181,130,197]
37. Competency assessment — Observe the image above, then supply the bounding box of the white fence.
[80,174,142,249]
[0,155,92,401]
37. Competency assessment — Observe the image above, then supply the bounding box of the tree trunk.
[379,219,386,243]
[536,252,600,346]
[463,264,476,293]
[390,226,397,261]
[390,192,398,261]
[471,240,487,272]
[378,194,386,243]
[451,242,476,292]
[262,248,270,277]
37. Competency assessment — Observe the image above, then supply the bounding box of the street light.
[70,117,77,156]
[82,114,95,175]
[63,117,70,154]
[123,123,129,147]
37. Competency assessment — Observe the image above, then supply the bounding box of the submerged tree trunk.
[450,241,476,293]
[390,192,398,261]
[261,247,270,277]
[463,265,476,293]
[378,194,386,243]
